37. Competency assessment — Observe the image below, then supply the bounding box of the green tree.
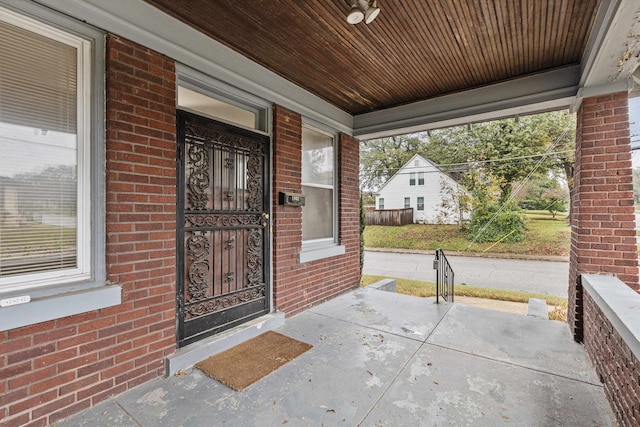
[531,111,576,201]
[541,188,568,218]
[513,176,568,214]
[435,176,471,228]
[359,111,576,213]
[359,192,366,276]
[426,111,575,203]
[633,168,640,205]
[359,134,428,192]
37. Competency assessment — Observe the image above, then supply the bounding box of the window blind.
[301,127,335,241]
[0,18,78,279]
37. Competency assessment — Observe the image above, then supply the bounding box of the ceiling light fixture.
[347,0,380,25]
[347,1,364,24]
[364,0,380,24]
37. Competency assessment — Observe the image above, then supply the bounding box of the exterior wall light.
[347,0,380,25]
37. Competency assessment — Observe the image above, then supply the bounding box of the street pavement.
[363,250,569,297]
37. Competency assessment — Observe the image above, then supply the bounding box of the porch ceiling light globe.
[347,4,364,24]
[364,4,380,24]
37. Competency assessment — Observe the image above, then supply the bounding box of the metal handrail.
[433,248,454,303]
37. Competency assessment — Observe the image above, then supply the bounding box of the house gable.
[376,154,462,224]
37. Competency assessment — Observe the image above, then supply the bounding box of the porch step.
[527,298,549,320]
[367,278,396,292]
[165,311,285,376]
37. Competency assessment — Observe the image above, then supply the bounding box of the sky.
[0,123,76,178]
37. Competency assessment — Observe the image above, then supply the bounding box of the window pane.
[417,197,424,211]
[418,172,425,185]
[178,86,256,129]
[410,172,416,186]
[302,186,333,240]
[379,198,384,209]
[302,127,333,186]
[404,197,410,208]
[0,18,78,279]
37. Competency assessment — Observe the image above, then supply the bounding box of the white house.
[375,154,465,224]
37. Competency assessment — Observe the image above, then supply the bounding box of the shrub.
[469,206,526,242]
[359,193,366,276]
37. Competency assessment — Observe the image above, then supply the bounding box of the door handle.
[262,213,269,219]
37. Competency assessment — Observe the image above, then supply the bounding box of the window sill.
[0,284,121,332]
[298,245,346,264]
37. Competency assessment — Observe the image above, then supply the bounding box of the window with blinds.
[0,7,91,291]
[301,125,335,243]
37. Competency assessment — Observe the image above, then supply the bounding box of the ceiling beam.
[353,66,580,140]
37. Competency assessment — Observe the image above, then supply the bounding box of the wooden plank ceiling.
[145,0,600,115]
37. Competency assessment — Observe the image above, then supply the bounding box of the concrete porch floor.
[57,287,614,426]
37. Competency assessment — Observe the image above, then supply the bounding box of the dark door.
[177,110,270,347]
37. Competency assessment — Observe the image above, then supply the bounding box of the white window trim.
[299,120,344,263]
[0,1,117,331]
[0,8,92,292]
[177,64,271,135]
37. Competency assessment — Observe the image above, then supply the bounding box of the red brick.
[77,379,114,401]
[8,365,56,391]
[570,91,638,342]
[0,336,32,356]
[1,413,30,427]
[272,106,360,315]
[7,343,56,365]
[48,399,92,425]
[22,418,47,427]
[77,358,115,378]
[9,389,57,416]
[57,353,98,374]
[7,321,56,340]
[0,387,28,408]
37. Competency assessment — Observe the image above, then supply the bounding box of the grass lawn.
[361,274,568,321]
[0,223,76,254]
[361,274,566,306]
[364,210,570,256]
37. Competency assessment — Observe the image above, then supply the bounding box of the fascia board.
[354,66,580,140]
[580,0,640,89]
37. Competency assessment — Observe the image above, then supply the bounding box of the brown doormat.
[196,331,313,391]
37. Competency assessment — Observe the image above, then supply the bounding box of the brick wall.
[272,105,360,315]
[569,92,639,338]
[0,35,177,427]
[583,290,640,426]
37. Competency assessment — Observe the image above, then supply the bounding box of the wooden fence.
[365,207,414,226]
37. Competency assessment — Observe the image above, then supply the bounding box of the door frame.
[175,109,272,347]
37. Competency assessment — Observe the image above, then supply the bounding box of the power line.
[362,150,573,176]
[466,127,571,250]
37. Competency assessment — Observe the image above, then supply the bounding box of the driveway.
[363,250,569,297]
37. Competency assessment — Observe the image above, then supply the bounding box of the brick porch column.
[569,91,639,340]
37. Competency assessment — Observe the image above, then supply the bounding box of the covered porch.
[59,284,614,426]
[1,0,639,425]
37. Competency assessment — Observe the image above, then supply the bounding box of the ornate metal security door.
[177,111,270,347]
